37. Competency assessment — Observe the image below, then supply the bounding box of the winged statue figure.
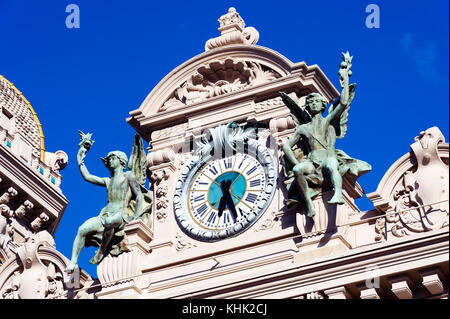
[279,52,371,218]
[66,132,152,273]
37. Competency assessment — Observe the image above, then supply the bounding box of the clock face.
[174,136,277,242]
[188,153,267,231]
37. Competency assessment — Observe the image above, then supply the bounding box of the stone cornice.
[164,229,448,298]
[0,144,68,234]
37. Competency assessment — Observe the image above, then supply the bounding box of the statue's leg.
[90,213,123,264]
[293,162,316,217]
[66,217,103,272]
[325,156,344,204]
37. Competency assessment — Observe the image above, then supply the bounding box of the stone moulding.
[127,45,339,136]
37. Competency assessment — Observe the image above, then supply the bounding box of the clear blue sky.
[1,0,448,277]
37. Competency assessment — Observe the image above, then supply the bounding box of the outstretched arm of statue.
[327,52,353,124]
[283,127,302,166]
[77,146,106,187]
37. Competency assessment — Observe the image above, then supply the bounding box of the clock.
[173,122,277,242]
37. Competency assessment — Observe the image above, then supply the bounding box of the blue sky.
[1,0,448,277]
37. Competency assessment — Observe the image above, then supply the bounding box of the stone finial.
[218,7,246,31]
[205,7,259,51]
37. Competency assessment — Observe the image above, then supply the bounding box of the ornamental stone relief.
[159,59,280,112]
[254,96,286,113]
[371,127,449,241]
[155,184,169,222]
[151,168,171,223]
[0,204,14,260]
[254,211,281,233]
[0,232,66,299]
[44,150,69,172]
[174,232,197,251]
[151,123,189,141]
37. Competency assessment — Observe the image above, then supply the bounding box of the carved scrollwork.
[150,168,172,223]
[159,58,280,112]
[374,217,386,241]
[1,271,20,299]
[30,212,50,231]
[14,200,34,219]
[150,123,188,141]
[369,127,449,240]
[256,97,286,113]
[0,231,69,299]
[255,211,280,232]
[0,187,18,204]
[45,263,65,299]
[174,232,197,251]
[155,184,169,223]
[44,150,69,172]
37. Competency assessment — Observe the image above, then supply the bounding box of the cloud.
[400,32,440,83]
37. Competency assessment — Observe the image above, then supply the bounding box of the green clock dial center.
[208,171,246,208]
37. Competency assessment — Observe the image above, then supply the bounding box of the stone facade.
[0,75,92,299]
[0,8,447,299]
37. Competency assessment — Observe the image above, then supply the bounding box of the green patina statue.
[66,132,152,273]
[280,52,371,218]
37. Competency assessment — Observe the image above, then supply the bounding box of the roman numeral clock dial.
[173,123,278,242]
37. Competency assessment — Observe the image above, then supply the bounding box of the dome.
[0,74,45,161]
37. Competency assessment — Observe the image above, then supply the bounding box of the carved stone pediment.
[127,11,340,145]
[159,58,280,112]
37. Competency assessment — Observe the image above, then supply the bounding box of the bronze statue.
[66,132,152,273]
[280,52,371,218]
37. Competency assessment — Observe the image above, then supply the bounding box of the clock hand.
[217,195,227,217]
[218,180,238,220]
